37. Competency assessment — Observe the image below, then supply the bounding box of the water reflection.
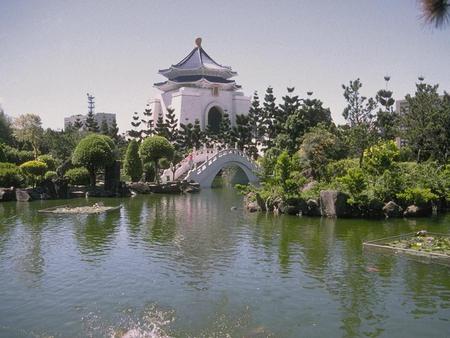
[0,191,449,337]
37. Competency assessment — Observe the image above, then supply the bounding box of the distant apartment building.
[64,112,116,130]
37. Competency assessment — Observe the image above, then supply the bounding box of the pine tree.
[261,86,278,149]
[165,108,178,143]
[178,122,194,153]
[73,117,83,130]
[342,79,378,165]
[192,119,204,149]
[100,118,109,135]
[248,91,263,151]
[155,113,168,139]
[141,105,154,137]
[375,89,398,140]
[278,87,299,133]
[232,114,252,151]
[128,112,142,140]
[218,112,232,147]
[109,118,119,140]
[123,139,143,182]
[85,111,99,132]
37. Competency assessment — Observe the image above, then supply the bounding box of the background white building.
[64,112,116,130]
[148,38,251,132]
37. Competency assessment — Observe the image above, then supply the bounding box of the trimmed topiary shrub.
[0,162,23,187]
[396,187,438,207]
[2,145,34,165]
[139,136,174,182]
[64,167,90,186]
[72,134,115,187]
[19,160,47,187]
[123,139,142,182]
[44,170,58,181]
[37,154,57,171]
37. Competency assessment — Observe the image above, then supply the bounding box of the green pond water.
[0,188,449,337]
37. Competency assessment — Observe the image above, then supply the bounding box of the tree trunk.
[154,160,159,183]
[89,170,96,188]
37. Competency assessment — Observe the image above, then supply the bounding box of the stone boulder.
[306,199,321,216]
[54,178,69,199]
[280,197,308,215]
[129,182,151,194]
[0,187,15,202]
[403,204,433,217]
[244,192,261,213]
[15,189,31,202]
[255,192,266,212]
[319,190,351,217]
[382,201,403,218]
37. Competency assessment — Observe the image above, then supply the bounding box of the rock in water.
[15,189,31,202]
[319,190,351,217]
[383,201,403,218]
[403,204,432,217]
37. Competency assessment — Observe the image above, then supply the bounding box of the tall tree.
[402,82,449,162]
[128,112,142,140]
[141,105,154,137]
[165,108,178,143]
[342,79,378,165]
[218,112,232,147]
[85,111,99,133]
[178,122,194,153]
[192,119,204,149]
[108,118,120,141]
[0,107,13,145]
[375,88,398,140]
[155,113,169,139]
[12,113,44,158]
[100,119,109,135]
[261,86,278,149]
[248,91,263,148]
[232,114,252,151]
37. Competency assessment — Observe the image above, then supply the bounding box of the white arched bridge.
[162,147,259,188]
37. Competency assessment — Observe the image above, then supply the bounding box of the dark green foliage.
[40,128,81,164]
[0,109,13,145]
[139,136,174,182]
[129,112,142,140]
[397,187,438,206]
[108,118,120,140]
[402,83,450,162]
[165,108,178,143]
[64,167,90,186]
[85,111,99,133]
[375,89,398,140]
[0,162,23,187]
[261,87,278,149]
[19,160,47,187]
[218,112,232,147]
[141,105,154,138]
[232,114,252,151]
[155,114,168,139]
[1,145,34,164]
[342,79,378,165]
[298,125,342,180]
[72,134,115,187]
[192,119,204,149]
[0,143,6,162]
[100,119,109,135]
[37,154,57,171]
[123,140,143,182]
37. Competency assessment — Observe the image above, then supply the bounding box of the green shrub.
[363,140,399,175]
[396,187,438,206]
[72,134,115,187]
[0,144,6,162]
[337,167,367,197]
[0,162,23,187]
[2,145,34,164]
[123,140,142,182]
[325,158,358,181]
[37,154,57,171]
[64,167,90,186]
[19,160,47,187]
[44,170,58,181]
[139,136,174,182]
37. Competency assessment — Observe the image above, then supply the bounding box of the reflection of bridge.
[162,147,259,188]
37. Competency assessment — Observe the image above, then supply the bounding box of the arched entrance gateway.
[207,106,222,133]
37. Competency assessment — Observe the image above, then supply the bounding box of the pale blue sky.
[1,0,449,131]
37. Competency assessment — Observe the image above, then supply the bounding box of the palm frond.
[420,0,450,28]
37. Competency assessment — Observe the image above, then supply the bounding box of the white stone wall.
[149,87,250,129]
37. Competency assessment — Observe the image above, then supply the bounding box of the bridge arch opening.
[207,106,222,133]
[212,164,250,188]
